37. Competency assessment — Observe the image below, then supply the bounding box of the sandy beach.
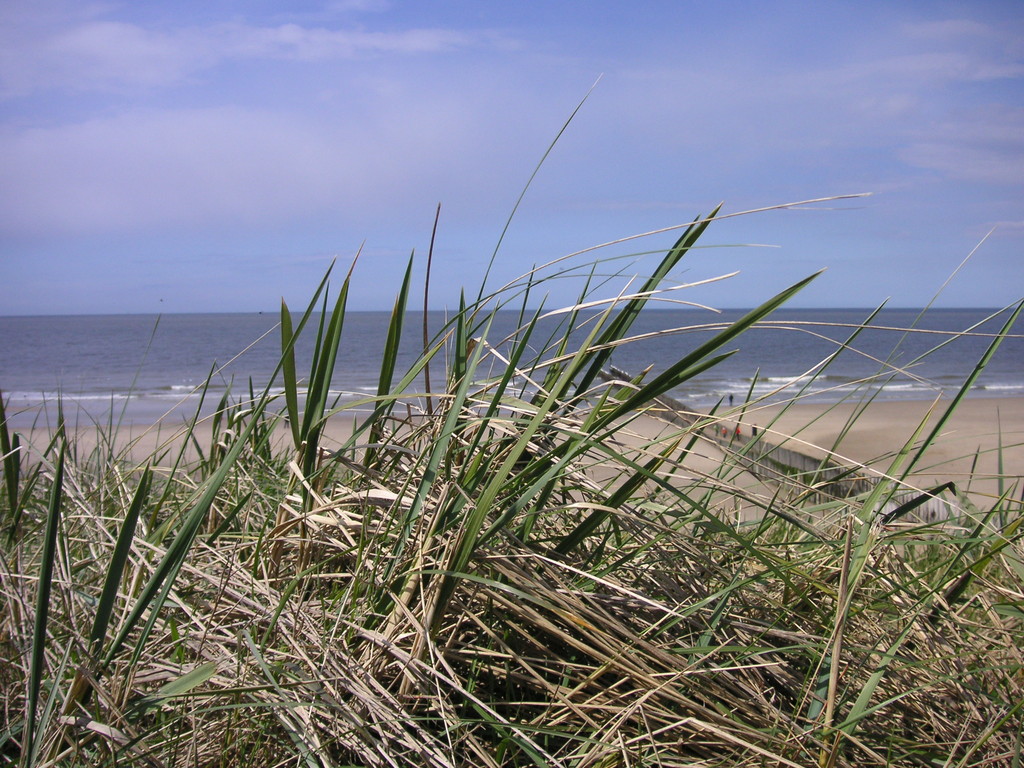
[18,412,363,466]
[17,396,1023,510]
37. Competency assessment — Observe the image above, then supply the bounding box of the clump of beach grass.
[1,207,1023,768]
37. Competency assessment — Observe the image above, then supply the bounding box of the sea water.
[1,308,1021,428]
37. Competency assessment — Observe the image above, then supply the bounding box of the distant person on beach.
[729,394,734,407]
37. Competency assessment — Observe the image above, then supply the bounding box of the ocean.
[1,308,1021,429]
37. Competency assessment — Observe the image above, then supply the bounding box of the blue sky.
[1,0,1022,314]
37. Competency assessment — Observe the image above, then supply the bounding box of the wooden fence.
[602,367,961,523]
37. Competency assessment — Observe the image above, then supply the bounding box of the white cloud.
[325,0,392,13]
[0,9,490,97]
[899,17,1024,81]
[983,220,1024,234]
[905,19,994,40]
[218,23,475,61]
[904,143,1024,186]
[50,21,208,89]
[0,109,307,232]
[0,89,525,237]
[600,16,1024,187]
[901,107,1024,185]
[865,51,1023,83]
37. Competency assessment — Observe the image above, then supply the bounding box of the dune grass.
[2,210,1023,767]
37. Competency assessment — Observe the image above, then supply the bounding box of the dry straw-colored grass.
[2,207,1023,767]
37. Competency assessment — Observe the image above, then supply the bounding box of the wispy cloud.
[0,106,405,233]
[0,9,493,97]
[325,0,392,13]
[0,83,533,238]
[901,106,1024,185]
[983,220,1024,235]
[216,23,477,61]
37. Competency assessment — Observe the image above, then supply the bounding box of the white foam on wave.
[976,382,1024,393]
[762,375,815,385]
[9,391,135,403]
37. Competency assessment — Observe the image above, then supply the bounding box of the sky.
[1,0,1022,315]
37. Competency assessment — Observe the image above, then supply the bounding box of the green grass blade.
[452,291,469,385]
[0,392,21,521]
[23,429,66,767]
[207,490,254,545]
[280,298,301,451]
[591,271,822,433]
[377,253,413,401]
[904,300,1023,478]
[299,271,352,488]
[553,445,675,556]
[88,465,152,656]
[277,261,338,456]
[436,309,616,612]
[422,204,441,416]
[573,204,724,399]
[365,253,413,465]
[380,311,495,594]
[128,662,218,717]
[102,395,272,669]
[878,482,957,525]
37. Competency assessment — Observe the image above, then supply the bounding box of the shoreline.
[12,395,1022,507]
